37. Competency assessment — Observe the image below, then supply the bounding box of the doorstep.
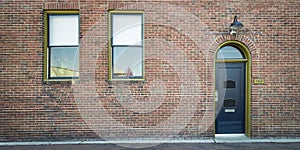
[215,134,250,143]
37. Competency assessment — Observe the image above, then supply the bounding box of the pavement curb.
[0,138,299,146]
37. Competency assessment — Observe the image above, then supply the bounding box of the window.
[224,80,236,88]
[223,99,236,108]
[109,11,144,80]
[44,11,79,80]
[217,46,244,60]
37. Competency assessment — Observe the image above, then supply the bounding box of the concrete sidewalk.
[1,135,299,150]
[0,142,299,150]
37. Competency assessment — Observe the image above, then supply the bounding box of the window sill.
[105,78,145,84]
[107,78,144,81]
[43,78,79,83]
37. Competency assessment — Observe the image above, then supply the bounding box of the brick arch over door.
[206,34,258,71]
[209,35,257,56]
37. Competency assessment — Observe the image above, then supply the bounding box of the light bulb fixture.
[229,16,244,35]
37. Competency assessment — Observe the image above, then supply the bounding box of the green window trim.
[43,10,80,81]
[108,10,145,81]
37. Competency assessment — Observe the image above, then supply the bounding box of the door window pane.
[224,80,236,88]
[224,99,236,108]
[217,46,244,59]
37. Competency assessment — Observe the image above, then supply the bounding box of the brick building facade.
[0,0,299,142]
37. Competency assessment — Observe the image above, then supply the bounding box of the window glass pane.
[50,47,79,78]
[217,46,244,59]
[113,47,143,78]
[224,80,236,88]
[224,99,236,108]
[112,14,142,46]
[49,15,79,46]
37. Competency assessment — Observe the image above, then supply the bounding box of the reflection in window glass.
[50,47,79,78]
[113,47,142,78]
[217,46,244,59]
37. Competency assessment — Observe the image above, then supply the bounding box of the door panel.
[215,62,245,134]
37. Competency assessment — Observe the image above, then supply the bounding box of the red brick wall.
[0,0,299,142]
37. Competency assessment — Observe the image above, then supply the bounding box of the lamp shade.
[230,16,244,31]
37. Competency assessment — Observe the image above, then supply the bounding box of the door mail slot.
[225,109,235,113]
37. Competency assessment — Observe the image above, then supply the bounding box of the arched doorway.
[215,41,251,136]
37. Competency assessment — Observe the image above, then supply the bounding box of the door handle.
[215,90,219,116]
[215,90,218,102]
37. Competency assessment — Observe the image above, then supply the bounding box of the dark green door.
[215,62,245,134]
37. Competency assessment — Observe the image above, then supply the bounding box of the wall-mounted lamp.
[229,16,244,35]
